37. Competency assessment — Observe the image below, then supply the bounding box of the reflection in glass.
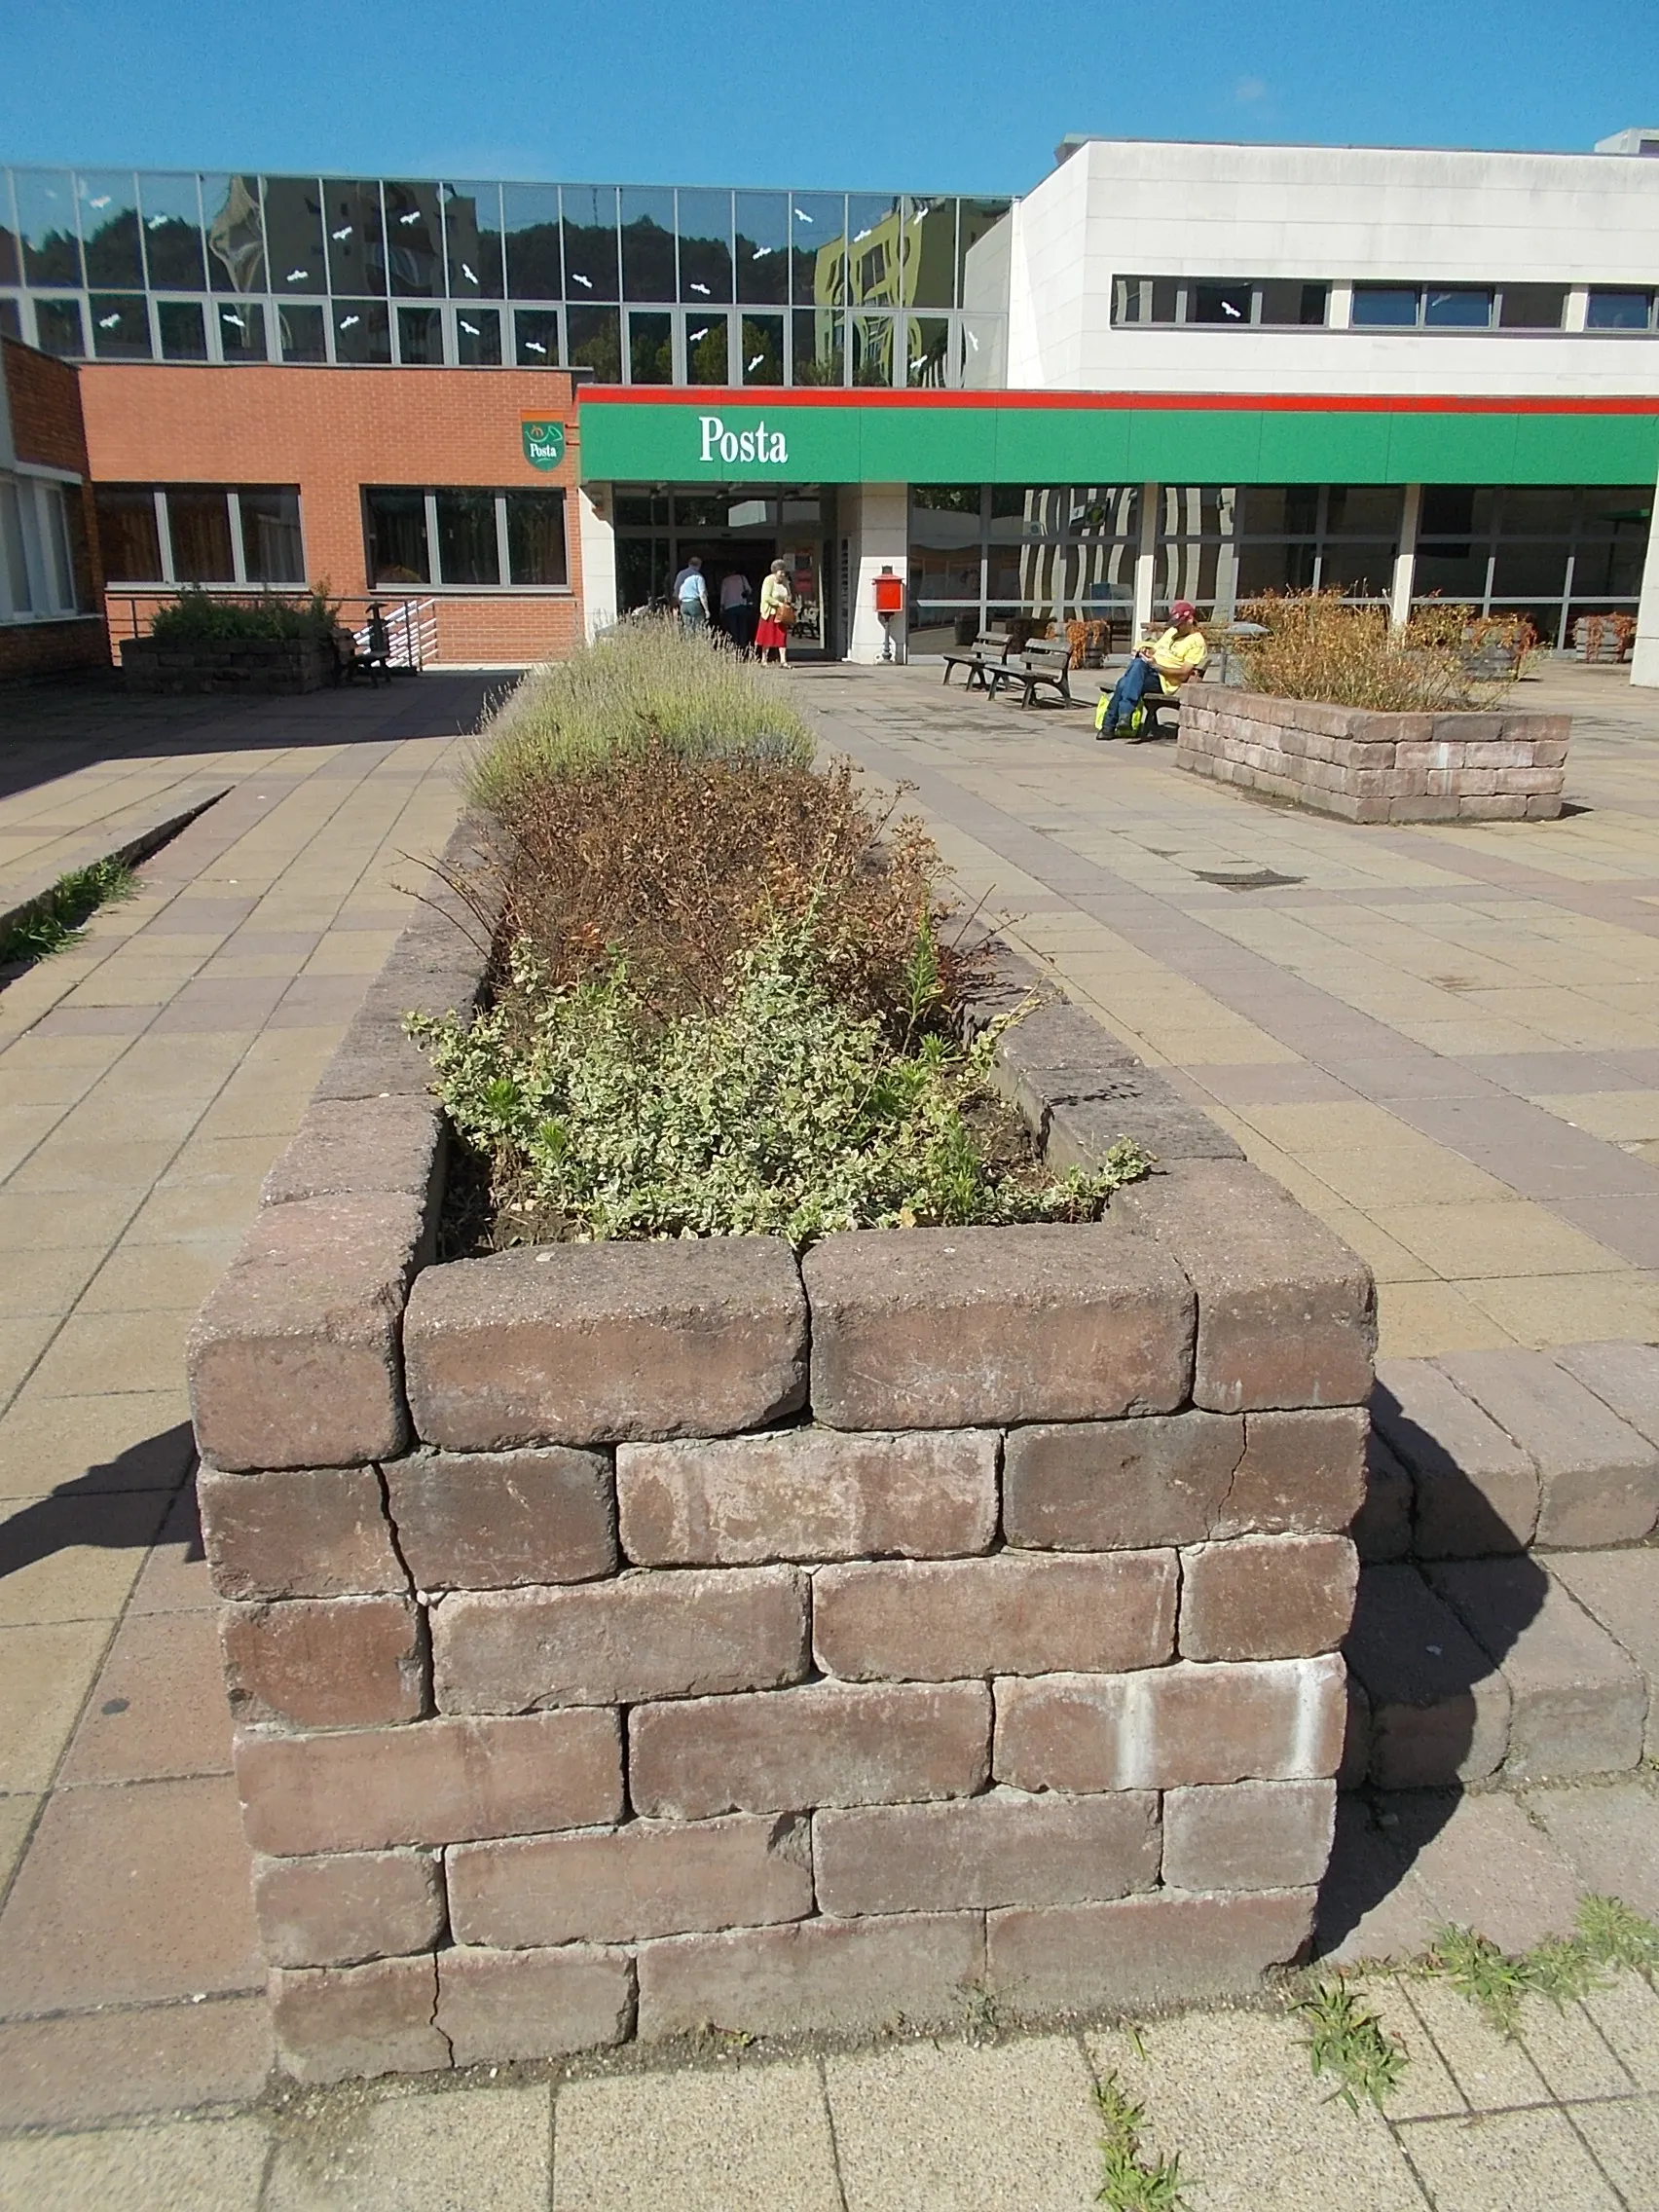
[616,536,670,610]
[904,315,950,387]
[385,181,445,296]
[677,189,732,304]
[910,549,980,598]
[686,313,728,385]
[0,171,18,286]
[203,175,266,291]
[742,314,784,385]
[217,300,267,359]
[1571,538,1644,596]
[1323,543,1397,597]
[960,313,1005,388]
[158,299,208,359]
[1350,286,1418,327]
[1074,539,1137,608]
[139,174,206,290]
[1159,486,1237,540]
[167,489,236,580]
[1424,289,1492,328]
[277,303,326,362]
[502,186,562,300]
[903,199,956,309]
[1325,486,1403,535]
[456,307,501,364]
[1414,550,1489,597]
[1580,488,1654,535]
[790,194,846,308]
[94,488,163,580]
[398,306,445,364]
[957,199,1011,305]
[567,305,621,381]
[34,297,85,355]
[14,170,82,285]
[1193,281,1251,325]
[90,294,151,358]
[239,488,305,581]
[436,491,500,584]
[793,309,842,386]
[562,186,618,302]
[734,193,789,305]
[0,302,19,340]
[323,180,387,294]
[1501,489,1577,535]
[1237,541,1318,595]
[851,313,893,386]
[1069,486,1139,536]
[331,300,389,364]
[1489,544,1570,598]
[621,188,676,301]
[78,173,143,287]
[365,490,430,583]
[506,490,569,584]
[1586,289,1653,331]
[261,177,326,292]
[1419,484,1478,537]
[1259,280,1329,326]
[442,182,504,297]
[629,311,673,384]
[1242,485,1319,535]
[515,310,561,364]
[845,196,901,306]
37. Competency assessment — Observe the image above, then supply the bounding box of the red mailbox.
[873,572,904,614]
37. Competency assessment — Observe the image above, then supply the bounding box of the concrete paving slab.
[553,2061,842,2212]
[1378,1790,1585,1954]
[0,1994,273,2126]
[266,2083,548,2212]
[1515,1991,1642,2100]
[1402,1977,1555,2110]
[1546,1549,1659,1760]
[0,1489,171,1627]
[0,1622,107,1791]
[1524,1779,1659,1920]
[0,1794,38,1892]
[1402,2105,1625,2210]
[1344,1972,1466,2120]
[1581,1971,1659,2092]
[1435,1346,1659,1546]
[0,1388,194,1496]
[0,2113,270,2212]
[1570,2097,1659,2212]
[57,1608,232,1785]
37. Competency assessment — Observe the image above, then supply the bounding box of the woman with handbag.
[756,558,796,664]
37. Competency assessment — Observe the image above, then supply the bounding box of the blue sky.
[5,0,1656,190]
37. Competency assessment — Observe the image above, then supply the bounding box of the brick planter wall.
[1176,682,1569,824]
[187,820,1377,2083]
[121,635,334,694]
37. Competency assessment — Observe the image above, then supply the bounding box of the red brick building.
[0,334,107,678]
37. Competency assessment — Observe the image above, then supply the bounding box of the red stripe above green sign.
[577,389,1659,487]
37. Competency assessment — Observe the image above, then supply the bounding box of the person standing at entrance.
[673,555,710,634]
[756,558,795,664]
[719,570,755,654]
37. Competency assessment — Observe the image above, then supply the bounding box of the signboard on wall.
[521,419,567,470]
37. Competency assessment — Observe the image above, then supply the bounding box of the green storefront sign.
[522,418,567,470]
[577,393,1659,489]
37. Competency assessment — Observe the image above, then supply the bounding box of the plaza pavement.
[0,660,1655,2207]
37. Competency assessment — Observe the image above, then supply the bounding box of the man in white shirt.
[673,556,710,633]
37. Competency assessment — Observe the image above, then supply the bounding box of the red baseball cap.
[1170,600,1198,620]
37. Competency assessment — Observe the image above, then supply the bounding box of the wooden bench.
[987,636,1075,708]
[940,630,1012,691]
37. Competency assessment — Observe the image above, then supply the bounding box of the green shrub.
[148,586,338,644]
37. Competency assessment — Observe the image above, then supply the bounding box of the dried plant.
[1235,590,1516,712]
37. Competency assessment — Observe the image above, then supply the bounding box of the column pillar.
[1390,483,1421,630]
[844,484,909,663]
[1630,469,1659,687]
[1133,482,1159,639]
[577,484,616,642]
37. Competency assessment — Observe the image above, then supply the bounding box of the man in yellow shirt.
[1096,600,1208,741]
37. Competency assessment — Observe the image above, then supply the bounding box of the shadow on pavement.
[0,1426,201,1583]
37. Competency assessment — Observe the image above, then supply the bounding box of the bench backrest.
[1016,639,1072,670]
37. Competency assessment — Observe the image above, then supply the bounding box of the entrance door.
[612,487,837,656]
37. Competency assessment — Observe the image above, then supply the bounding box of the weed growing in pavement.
[0,857,134,969]
[1421,1896,1659,2039]
[1094,2072,1187,2211]
[1295,1978,1410,2113]
[1575,1893,1659,1972]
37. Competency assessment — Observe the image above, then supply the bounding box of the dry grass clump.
[1235,590,1514,712]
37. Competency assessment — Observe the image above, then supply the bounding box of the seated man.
[1096,601,1208,740]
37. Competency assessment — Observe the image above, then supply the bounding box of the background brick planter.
[1176,682,1569,824]
[187,820,1377,2083]
[121,635,334,694]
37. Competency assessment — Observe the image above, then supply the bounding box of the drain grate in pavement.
[1192,867,1307,891]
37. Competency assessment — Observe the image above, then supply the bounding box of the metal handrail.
[104,591,433,671]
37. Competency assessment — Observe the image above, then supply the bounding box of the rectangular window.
[15,169,82,285]
[686,313,728,385]
[621,187,676,301]
[434,491,499,585]
[78,173,144,288]
[262,176,327,292]
[322,179,387,295]
[504,490,568,585]
[238,488,305,582]
[851,313,893,386]
[166,489,236,581]
[90,293,152,358]
[94,487,164,581]
[139,173,207,290]
[202,174,266,291]
[384,180,445,298]
[0,300,22,340]
[1586,289,1655,331]
[1498,284,1567,330]
[278,303,327,362]
[1259,280,1329,326]
[456,306,501,364]
[905,315,951,387]
[629,311,673,384]
[158,299,208,359]
[567,305,621,382]
[793,308,842,386]
[364,489,569,590]
[1423,288,1493,328]
[217,300,267,359]
[742,313,785,386]
[34,297,85,356]
[333,300,390,364]
[735,193,789,307]
[1351,286,1419,326]
[502,185,563,301]
[1191,281,1252,326]
[365,490,430,585]
[397,306,445,364]
[443,181,505,298]
[677,188,733,305]
[0,478,33,614]
[515,310,560,365]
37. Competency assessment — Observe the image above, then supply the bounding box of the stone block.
[1116,1161,1375,1413]
[1494,765,1566,794]
[1351,1431,1413,1562]
[986,1888,1315,2014]
[1178,1534,1358,1662]
[270,1955,447,2083]
[629,1680,992,1820]
[801,1223,1194,1430]
[450,1813,811,1947]
[1424,1557,1646,1779]
[636,1911,984,2041]
[1002,1412,1241,1550]
[994,1652,1346,1791]
[1343,1563,1511,1788]
[1161,1779,1337,1891]
[1525,793,1563,820]
[1547,1548,1659,1756]
[253,1848,445,1969]
[436,1945,633,2065]
[220,1594,425,1729]
[1437,1346,1659,1548]
[1558,1340,1659,1448]
[260,1096,443,1208]
[1215,1408,1370,1536]
[1456,795,1529,821]
[198,1463,406,1601]
[616,1428,997,1566]
[815,1551,1176,1681]
[1339,1676,1371,1788]
[813,1788,1160,1915]
[431,1567,808,1712]
[403,1238,807,1450]
[187,1194,428,1471]
[1371,1358,1539,1555]
[235,1708,623,1855]
[384,1446,617,1590]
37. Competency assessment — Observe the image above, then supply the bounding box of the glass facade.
[1412,483,1650,648]
[908,484,1141,653]
[0,166,1010,383]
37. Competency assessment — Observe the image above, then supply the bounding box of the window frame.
[92,484,307,588]
[361,486,570,591]
[0,470,87,623]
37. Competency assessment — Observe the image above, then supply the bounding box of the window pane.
[141,174,206,289]
[562,185,618,302]
[323,180,387,295]
[1114,277,1149,325]
[846,197,902,306]
[94,488,163,581]
[502,186,563,300]
[239,488,305,582]
[456,306,501,364]
[1193,281,1251,325]
[734,193,789,305]
[617,535,669,610]
[1573,538,1646,597]
[1491,543,1570,597]
[741,313,784,386]
[1499,284,1566,330]
[0,174,19,286]
[332,300,389,364]
[1503,487,1578,534]
[903,198,956,310]
[686,313,728,385]
[1326,485,1403,535]
[14,170,82,285]
[435,490,499,585]
[1151,278,1180,324]
[365,490,430,584]
[34,297,84,355]
[214,299,264,360]
[91,294,150,358]
[277,303,326,362]
[1414,550,1489,598]
[1258,279,1328,325]
[851,313,893,386]
[1424,288,1493,328]
[990,485,1067,537]
[1073,539,1138,606]
[790,193,846,307]
[166,489,235,581]
[203,174,266,291]
[505,490,568,585]
[1320,542,1397,594]
[1586,289,1653,331]
[515,309,560,364]
[158,299,207,359]
[957,198,1011,305]
[905,314,950,387]
[1351,286,1418,326]
[621,187,675,301]
[1579,489,1653,536]
[909,488,981,547]
[1158,486,1237,538]
[43,484,75,608]
[398,306,445,364]
[567,305,621,381]
[1238,541,1319,595]
[792,308,842,385]
[910,549,980,599]
[629,310,673,384]
[961,314,1005,385]
[1241,484,1319,535]
[78,172,143,287]
[1419,485,1480,538]
[262,176,327,292]
[385,180,445,297]
[1,479,33,609]
[614,491,668,526]
[443,182,504,298]
[677,189,732,304]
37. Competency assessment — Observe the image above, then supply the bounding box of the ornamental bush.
[148,586,339,644]
[1235,589,1514,712]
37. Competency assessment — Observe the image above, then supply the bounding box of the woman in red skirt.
[756,559,795,663]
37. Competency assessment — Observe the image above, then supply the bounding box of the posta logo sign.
[699,413,789,466]
[521,419,567,470]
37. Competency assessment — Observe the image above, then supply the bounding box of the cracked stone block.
[1371,1358,1538,1556]
[1343,1563,1510,1787]
[1545,1549,1659,1759]
[1350,1431,1413,1563]
[1437,1347,1659,1549]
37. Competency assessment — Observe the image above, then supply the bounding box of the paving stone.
[1570,2099,1659,2212]
[824,2034,1103,2212]
[1001,1410,1240,1550]
[57,1605,231,1782]
[1372,1357,1539,1555]
[1314,1796,1444,1966]
[0,1996,274,2127]
[552,2061,841,2212]
[1438,1346,1659,1547]
[0,1621,109,1789]
[1513,1990,1638,2099]
[1582,1969,1659,2091]
[1424,1558,1647,1778]
[437,1945,634,2066]
[0,1487,171,1627]
[265,2082,551,2208]
[1379,1790,1584,1954]
[1546,1549,1659,1758]
[0,2115,270,2210]
[1344,1563,1511,1787]
[385,1445,617,1589]
[1523,1779,1659,1919]
[1401,1974,1554,2109]
[1345,1971,1467,2118]
[1398,2107,1621,2212]
[1559,1338,1659,1448]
